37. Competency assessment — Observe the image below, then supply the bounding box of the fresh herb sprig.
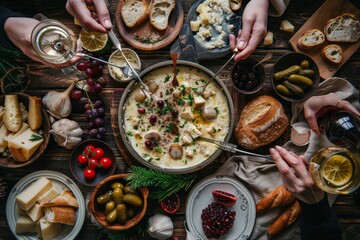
[126,166,196,201]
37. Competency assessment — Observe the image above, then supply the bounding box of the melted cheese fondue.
[122,65,230,170]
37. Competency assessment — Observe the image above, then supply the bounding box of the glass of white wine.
[309,146,360,194]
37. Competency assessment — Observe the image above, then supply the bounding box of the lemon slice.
[322,155,353,187]
[79,29,111,55]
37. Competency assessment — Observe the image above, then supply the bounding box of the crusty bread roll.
[28,96,43,130]
[149,0,176,31]
[234,95,289,150]
[297,29,325,50]
[121,0,149,28]
[321,44,342,64]
[324,13,360,43]
[267,200,301,238]
[41,190,78,208]
[256,185,295,212]
[44,206,76,225]
[4,95,22,133]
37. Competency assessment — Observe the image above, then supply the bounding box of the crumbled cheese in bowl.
[108,49,141,83]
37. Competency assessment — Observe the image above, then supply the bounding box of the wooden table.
[1,0,360,239]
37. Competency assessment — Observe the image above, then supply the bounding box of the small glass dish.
[108,49,141,83]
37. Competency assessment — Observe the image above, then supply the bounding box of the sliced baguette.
[321,44,343,64]
[324,13,360,43]
[150,0,176,31]
[4,95,22,133]
[121,0,149,28]
[297,29,325,50]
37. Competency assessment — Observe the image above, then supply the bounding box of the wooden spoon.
[171,53,179,87]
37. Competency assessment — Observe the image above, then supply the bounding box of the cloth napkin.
[187,77,360,240]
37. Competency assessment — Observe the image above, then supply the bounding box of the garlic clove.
[148,214,174,240]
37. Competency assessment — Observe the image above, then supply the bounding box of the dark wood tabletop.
[1,0,360,239]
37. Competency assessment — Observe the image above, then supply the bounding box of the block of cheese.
[38,187,60,205]
[39,216,62,240]
[16,177,52,211]
[190,21,201,32]
[15,215,37,234]
[280,20,295,32]
[36,220,42,238]
[11,122,29,138]
[264,31,274,46]
[16,205,26,216]
[26,203,44,222]
[7,128,43,162]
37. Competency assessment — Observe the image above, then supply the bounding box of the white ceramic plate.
[6,170,86,240]
[186,175,256,240]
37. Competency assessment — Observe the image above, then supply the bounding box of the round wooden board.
[115,0,184,51]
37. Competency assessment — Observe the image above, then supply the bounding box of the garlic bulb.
[42,81,75,119]
[50,118,82,149]
[148,214,174,240]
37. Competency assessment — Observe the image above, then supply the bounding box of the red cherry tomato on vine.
[77,154,88,165]
[84,169,96,180]
[93,148,104,159]
[88,158,99,169]
[100,157,112,169]
[84,144,96,157]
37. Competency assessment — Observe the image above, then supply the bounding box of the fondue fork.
[196,136,272,159]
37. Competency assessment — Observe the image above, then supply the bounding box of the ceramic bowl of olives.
[87,174,148,230]
[231,57,265,94]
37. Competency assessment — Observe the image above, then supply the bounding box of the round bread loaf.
[234,95,289,150]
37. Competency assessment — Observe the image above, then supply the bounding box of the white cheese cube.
[185,148,194,158]
[15,215,37,234]
[185,123,202,139]
[280,20,295,32]
[16,177,52,211]
[194,95,206,109]
[37,187,60,205]
[181,107,194,121]
[26,203,44,222]
[263,31,274,46]
[181,133,193,146]
[190,21,201,32]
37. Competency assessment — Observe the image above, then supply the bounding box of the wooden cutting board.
[289,0,360,80]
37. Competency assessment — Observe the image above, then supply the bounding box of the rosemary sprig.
[29,134,43,142]
[126,166,196,201]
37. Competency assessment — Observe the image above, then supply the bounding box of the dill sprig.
[126,166,196,201]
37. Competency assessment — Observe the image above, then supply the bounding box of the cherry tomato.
[93,148,104,159]
[100,157,112,169]
[84,169,96,180]
[88,158,99,169]
[77,154,88,165]
[84,144,96,157]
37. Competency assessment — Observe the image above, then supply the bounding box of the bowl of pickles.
[271,52,320,102]
[87,174,148,230]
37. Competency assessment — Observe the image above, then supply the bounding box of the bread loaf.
[4,95,22,133]
[297,29,325,50]
[121,0,149,28]
[44,206,76,225]
[28,96,43,130]
[150,0,176,31]
[267,200,301,238]
[321,44,342,64]
[234,95,289,150]
[324,13,360,43]
[256,185,295,212]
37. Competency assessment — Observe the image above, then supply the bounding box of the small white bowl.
[108,49,141,83]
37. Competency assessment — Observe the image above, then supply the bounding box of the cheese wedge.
[280,20,295,32]
[264,31,274,46]
[7,128,43,161]
[26,203,44,222]
[16,177,52,211]
[39,216,62,240]
[38,187,60,205]
[15,215,37,234]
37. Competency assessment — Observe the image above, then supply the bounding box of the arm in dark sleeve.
[0,7,25,50]
[298,194,342,240]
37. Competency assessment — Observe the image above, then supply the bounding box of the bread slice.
[44,206,76,225]
[150,0,176,31]
[297,29,325,50]
[41,190,79,208]
[321,44,343,64]
[324,13,360,42]
[121,0,149,28]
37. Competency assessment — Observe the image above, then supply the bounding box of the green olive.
[300,60,310,69]
[105,201,115,215]
[124,185,138,195]
[112,187,124,205]
[111,182,124,190]
[97,190,112,205]
[123,194,143,208]
[126,207,137,218]
[116,204,127,224]
[106,209,117,224]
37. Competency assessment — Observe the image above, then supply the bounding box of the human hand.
[304,92,360,135]
[270,146,324,204]
[229,0,269,61]
[4,17,81,69]
[66,0,112,32]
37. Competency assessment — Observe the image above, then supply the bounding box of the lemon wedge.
[322,155,353,187]
[79,29,111,55]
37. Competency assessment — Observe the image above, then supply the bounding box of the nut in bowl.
[231,57,265,94]
[108,49,141,83]
[70,139,116,186]
[87,174,149,230]
[0,93,50,168]
[271,52,320,102]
